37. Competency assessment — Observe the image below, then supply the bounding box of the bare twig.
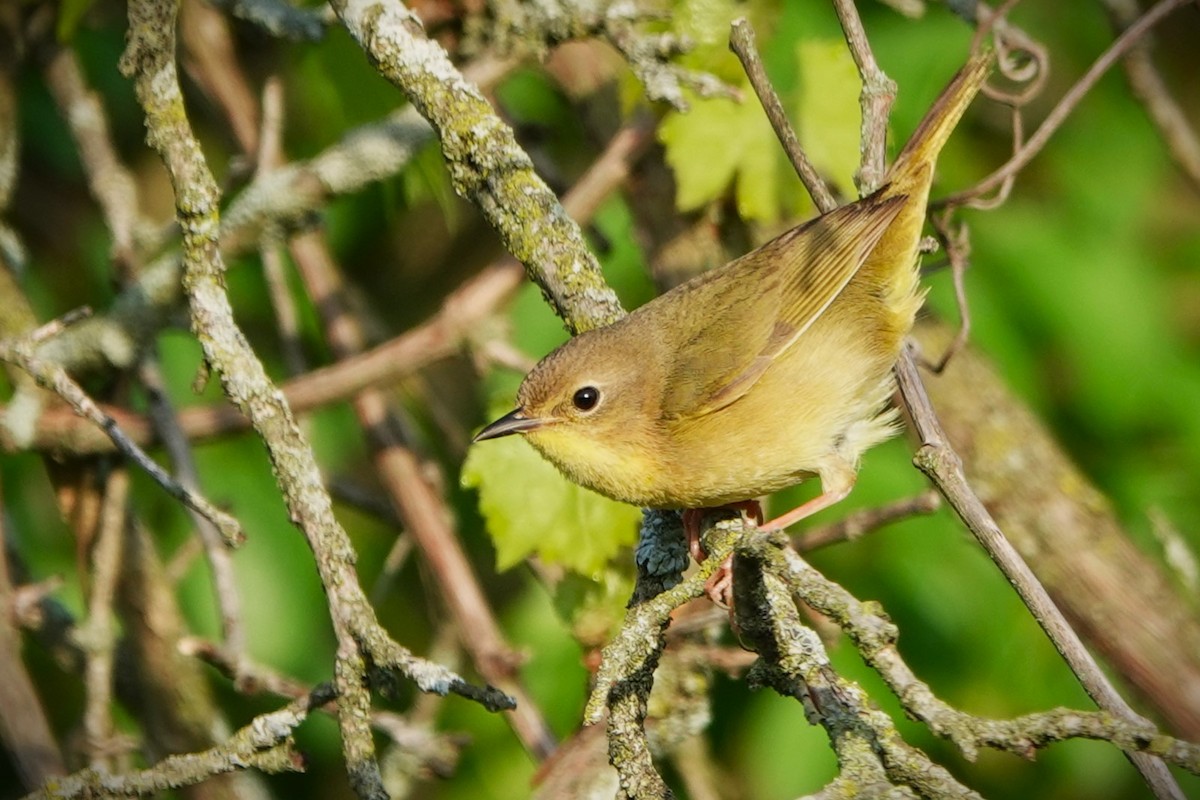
[257,79,308,376]
[940,0,1193,208]
[796,490,941,551]
[1102,0,1200,193]
[0,323,246,547]
[138,357,246,665]
[179,0,260,159]
[831,0,896,193]
[729,18,837,213]
[922,209,973,372]
[42,46,144,276]
[79,468,128,768]
[895,344,1184,800]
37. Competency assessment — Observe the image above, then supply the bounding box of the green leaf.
[552,567,635,646]
[659,88,781,222]
[462,433,641,577]
[793,38,863,196]
[676,0,741,48]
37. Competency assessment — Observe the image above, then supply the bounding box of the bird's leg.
[683,501,763,561]
[761,470,856,532]
[682,501,763,608]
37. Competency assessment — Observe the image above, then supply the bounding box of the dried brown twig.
[1102,0,1200,193]
[939,0,1194,210]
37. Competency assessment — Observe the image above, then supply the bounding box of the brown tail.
[863,50,993,333]
[888,49,994,197]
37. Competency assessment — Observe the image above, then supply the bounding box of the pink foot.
[683,501,764,608]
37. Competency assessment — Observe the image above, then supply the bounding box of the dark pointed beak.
[473,408,547,442]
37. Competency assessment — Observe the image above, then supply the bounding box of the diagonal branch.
[328,0,624,336]
[119,2,513,797]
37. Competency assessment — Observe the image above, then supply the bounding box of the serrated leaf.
[794,38,863,195]
[659,89,780,222]
[462,434,641,577]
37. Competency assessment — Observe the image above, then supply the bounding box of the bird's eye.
[572,386,600,412]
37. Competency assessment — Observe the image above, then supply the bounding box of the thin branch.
[120,3,514,796]
[0,321,246,547]
[922,209,973,372]
[1102,0,1200,193]
[179,0,261,159]
[729,18,837,213]
[796,490,941,551]
[894,344,1185,800]
[831,0,896,193]
[939,0,1193,208]
[41,46,144,276]
[138,357,247,666]
[79,468,128,768]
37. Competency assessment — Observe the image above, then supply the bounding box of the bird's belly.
[652,324,899,508]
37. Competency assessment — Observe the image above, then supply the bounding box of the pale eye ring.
[572,386,600,412]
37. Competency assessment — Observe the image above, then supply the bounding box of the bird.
[475,51,992,598]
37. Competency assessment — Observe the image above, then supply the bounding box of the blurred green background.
[3,0,1199,798]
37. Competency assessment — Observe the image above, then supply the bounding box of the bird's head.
[474,322,664,505]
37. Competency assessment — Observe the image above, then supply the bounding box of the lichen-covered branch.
[581,514,733,797]
[734,532,980,800]
[22,688,322,800]
[119,1,512,796]
[913,319,1200,740]
[478,0,736,111]
[330,0,625,335]
[762,534,1200,775]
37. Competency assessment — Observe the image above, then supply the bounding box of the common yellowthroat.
[477,52,991,569]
